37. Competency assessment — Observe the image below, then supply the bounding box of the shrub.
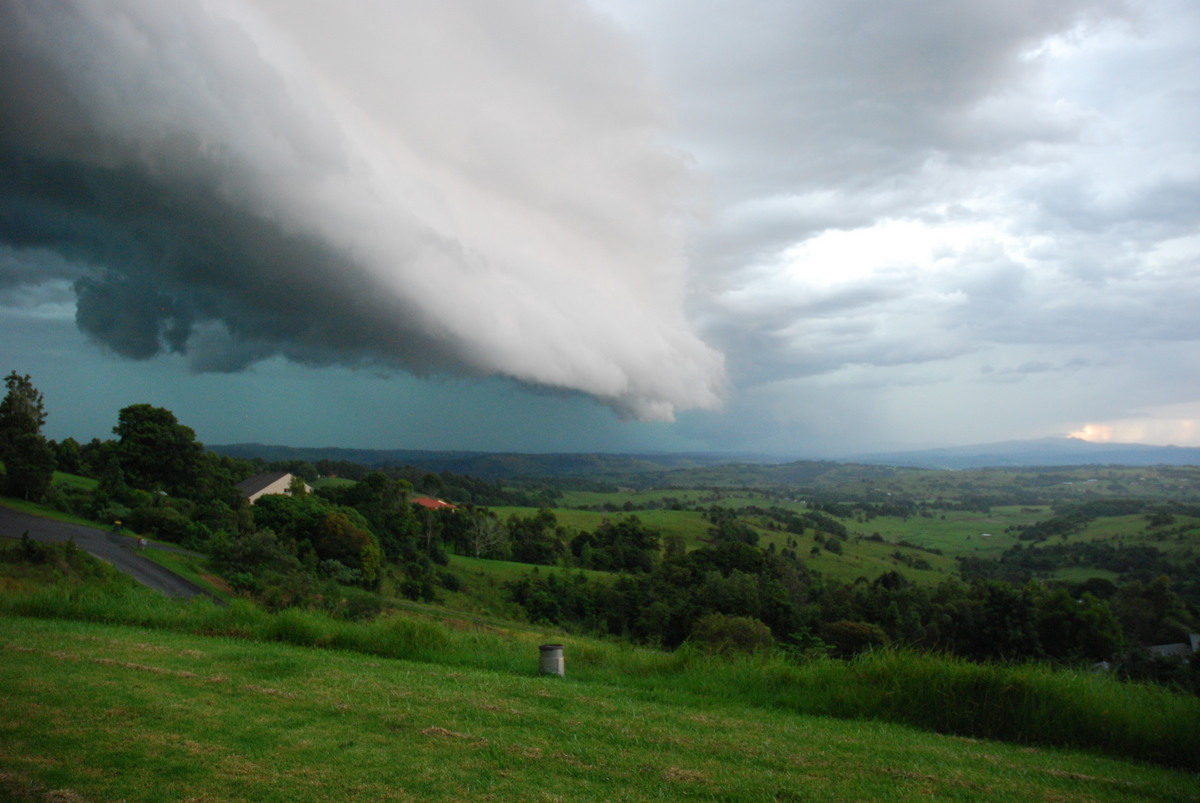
[334,586,386,622]
[818,620,890,658]
[688,613,775,655]
[128,505,195,544]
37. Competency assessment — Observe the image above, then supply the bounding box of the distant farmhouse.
[237,471,313,505]
[1148,633,1200,659]
[411,496,456,511]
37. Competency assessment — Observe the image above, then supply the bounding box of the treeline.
[225,457,558,508]
[0,373,558,612]
[507,542,1200,689]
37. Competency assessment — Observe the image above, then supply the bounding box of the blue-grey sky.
[2,0,1198,457]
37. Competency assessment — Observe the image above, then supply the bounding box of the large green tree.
[113,404,204,498]
[250,493,382,587]
[0,371,55,500]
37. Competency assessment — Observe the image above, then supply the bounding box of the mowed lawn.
[2,615,1196,802]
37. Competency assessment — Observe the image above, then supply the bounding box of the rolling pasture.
[3,610,1198,801]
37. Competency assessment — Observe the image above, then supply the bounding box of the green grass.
[3,577,1200,775]
[448,554,611,583]
[848,506,1046,558]
[312,476,356,490]
[805,536,956,584]
[51,470,98,490]
[437,554,616,625]
[137,547,234,600]
[494,506,720,552]
[554,488,804,513]
[2,614,1198,801]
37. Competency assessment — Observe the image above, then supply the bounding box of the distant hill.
[209,443,777,479]
[212,438,1200,480]
[851,437,1200,469]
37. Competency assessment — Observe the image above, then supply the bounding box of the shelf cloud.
[0,0,725,421]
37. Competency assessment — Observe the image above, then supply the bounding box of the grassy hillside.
[3,538,1200,799]
[3,614,1199,802]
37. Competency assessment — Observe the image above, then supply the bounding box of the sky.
[1,0,1198,458]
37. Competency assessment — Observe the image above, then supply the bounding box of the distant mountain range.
[850,437,1200,469]
[211,436,1200,479]
[209,443,774,479]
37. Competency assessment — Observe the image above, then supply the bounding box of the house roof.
[236,471,294,498]
[412,496,456,510]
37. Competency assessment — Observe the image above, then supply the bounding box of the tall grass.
[3,585,1198,771]
[642,650,1200,771]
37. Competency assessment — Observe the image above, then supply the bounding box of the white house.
[236,471,313,505]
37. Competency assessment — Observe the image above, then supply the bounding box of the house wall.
[247,474,312,504]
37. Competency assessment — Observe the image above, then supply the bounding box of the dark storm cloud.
[0,0,725,420]
[0,247,81,290]
[0,147,455,371]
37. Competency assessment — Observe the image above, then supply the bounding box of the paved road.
[0,506,215,600]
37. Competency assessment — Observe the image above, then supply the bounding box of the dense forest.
[2,371,1198,694]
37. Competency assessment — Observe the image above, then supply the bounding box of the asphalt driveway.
[0,506,215,600]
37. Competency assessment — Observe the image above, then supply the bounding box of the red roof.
[412,496,456,510]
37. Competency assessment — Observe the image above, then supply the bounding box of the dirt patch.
[421,726,474,740]
[242,685,298,699]
[200,574,233,594]
[662,766,707,784]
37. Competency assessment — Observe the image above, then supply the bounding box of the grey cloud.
[603,0,1137,295]
[0,247,83,290]
[623,0,1128,195]
[707,276,974,385]
[75,273,192,360]
[615,0,1199,454]
[1029,176,1200,242]
[0,0,725,420]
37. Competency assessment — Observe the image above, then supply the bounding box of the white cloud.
[0,0,725,421]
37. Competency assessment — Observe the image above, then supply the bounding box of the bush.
[334,586,386,622]
[41,483,91,517]
[16,532,50,564]
[688,613,775,655]
[818,620,890,658]
[438,569,462,592]
[127,505,196,545]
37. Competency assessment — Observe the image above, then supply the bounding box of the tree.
[466,506,507,559]
[572,516,660,572]
[288,475,309,497]
[0,372,46,442]
[251,493,383,588]
[52,436,82,474]
[322,472,421,561]
[113,404,204,498]
[508,508,563,565]
[0,372,55,500]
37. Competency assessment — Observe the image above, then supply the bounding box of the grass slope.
[2,615,1197,802]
